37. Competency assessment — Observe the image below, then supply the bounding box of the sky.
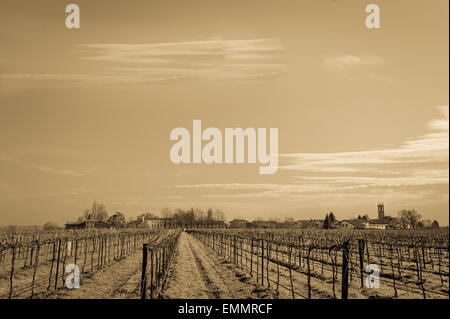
[0,0,448,226]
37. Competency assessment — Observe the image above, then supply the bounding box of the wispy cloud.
[1,73,177,88]
[280,105,448,182]
[323,53,382,73]
[322,52,397,84]
[79,39,282,63]
[80,38,286,81]
[168,106,449,202]
[154,195,183,201]
[428,105,449,131]
[1,148,97,177]
[2,38,286,88]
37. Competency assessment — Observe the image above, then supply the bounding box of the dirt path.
[162,232,274,299]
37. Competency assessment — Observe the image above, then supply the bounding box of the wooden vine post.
[9,246,16,299]
[341,241,349,300]
[358,239,365,288]
[141,243,149,299]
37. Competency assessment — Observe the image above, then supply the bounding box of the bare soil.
[162,232,275,299]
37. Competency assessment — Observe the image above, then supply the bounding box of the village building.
[146,218,169,229]
[388,219,410,229]
[253,220,278,229]
[366,220,389,230]
[136,214,225,229]
[338,204,405,230]
[137,217,177,229]
[193,220,225,229]
[229,219,252,229]
[339,220,364,229]
[65,220,112,230]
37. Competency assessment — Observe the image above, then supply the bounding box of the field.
[0,228,448,299]
[187,228,449,299]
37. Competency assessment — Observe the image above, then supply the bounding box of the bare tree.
[398,209,422,229]
[160,207,172,218]
[108,212,126,228]
[91,201,108,221]
[207,208,213,221]
[77,209,91,222]
[78,201,108,222]
[213,209,225,221]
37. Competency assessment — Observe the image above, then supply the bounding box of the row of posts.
[140,236,179,299]
[189,231,351,299]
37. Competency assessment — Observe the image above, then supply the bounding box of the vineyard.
[0,228,179,299]
[1,227,448,299]
[187,228,449,299]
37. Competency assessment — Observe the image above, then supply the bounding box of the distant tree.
[79,201,108,222]
[160,207,172,219]
[323,214,330,229]
[207,208,213,221]
[329,212,336,223]
[194,208,206,223]
[77,209,91,222]
[161,207,225,227]
[108,212,126,228]
[187,208,195,224]
[357,214,369,220]
[91,201,108,221]
[143,212,157,220]
[431,220,440,229]
[43,222,59,231]
[398,209,422,229]
[213,209,225,222]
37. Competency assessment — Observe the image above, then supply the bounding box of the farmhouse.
[194,220,225,229]
[146,218,169,229]
[229,219,252,229]
[136,215,225,229]
[65,220,111,230]
[388,219,410,229]
[138,217,177,229]
[366,219,390,230]
[339,220,364,229]
[337,204,403,230]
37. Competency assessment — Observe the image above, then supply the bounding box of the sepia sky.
[0,0,448,226]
